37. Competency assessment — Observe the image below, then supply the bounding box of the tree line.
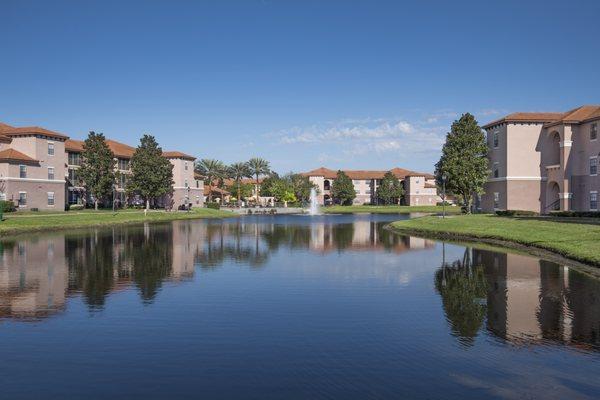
[77,132,173,210]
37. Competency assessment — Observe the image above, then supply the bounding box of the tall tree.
[287,173,319,203]
[195,159,226,203]
[247,157,270,203]
[377,171,404,205]
[78,131,116,210]
[331,170,356,206]
[227,162,252,206]
[128,135,174,211]
[435,113,488,213]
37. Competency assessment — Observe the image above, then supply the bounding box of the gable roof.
[65,139,84,152]
[0,148,39,163]
[301,166,433,180]
[162,151,195,160]
[544,105,600,127]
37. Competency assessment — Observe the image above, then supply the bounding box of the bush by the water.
[495,210,539,217]
[0,200,16,213]
[205,202,220,210]
[550,211,600,218]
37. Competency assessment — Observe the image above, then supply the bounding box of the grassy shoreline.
[0,208,235,236]
[389,214,600,267]
[322,205,460,214]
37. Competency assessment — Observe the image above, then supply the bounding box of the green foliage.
[435,113,489,213]
[68,204,85,211]
[227,182,254,200]
[0,200,16,213]
[196,159,226,202]
[287,173,318,203]
[205,202,221,210]
[78,131,116,209]
[495,210,539,217]
[128,135,174,209]
[331,170,356,206]
[247,157,271,200]
[259,174,279,197]
[227,162,252,205]
[376,171,404,205]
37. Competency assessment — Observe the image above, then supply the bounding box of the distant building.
[301,167,441,206]
[481,105,600,213]
[0,120,203,210]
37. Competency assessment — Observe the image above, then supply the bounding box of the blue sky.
[1,0,599,174]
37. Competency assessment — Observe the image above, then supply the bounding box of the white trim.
[1,177,66,183]
[558,192,572,199]
[487,176,544,182]
[560,140,572,148]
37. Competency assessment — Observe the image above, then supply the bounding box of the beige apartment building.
[302,167,441,206]
[0,120,203,210]
[481,105,600,213]
[0,123,67,210]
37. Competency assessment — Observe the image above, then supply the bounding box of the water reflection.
[436,246,600,351]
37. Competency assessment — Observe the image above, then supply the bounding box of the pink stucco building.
[481,105,600,213]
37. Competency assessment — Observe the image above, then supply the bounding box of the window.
[493,192,500,209]
[68,169,80,186]
[196,180,200,188]
[184,179,188,188]
[590,191,598,211]
[119,174,127,188]
[493,162,499,178]
[19,165,26,178]
[48,142,55,156]
[68,152,81,166]
[48,167,55,180]
[118,159,130,170]
[18,192,27,207]
[592,123,598,141]
[364,180,370,185]
[47,192,55,206]
[590,157,598,176]
[493,131,499,148]
[184,161,188,171]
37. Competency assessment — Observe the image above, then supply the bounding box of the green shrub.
[550,211,600,218]
[496,210,539,217]
[205,202,220,210]
[69,204,85,211]
[436,201,452,206]
[0,200,16,213]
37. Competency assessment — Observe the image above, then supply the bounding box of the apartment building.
[302,167,441,206]
[0,123,67,210]
[481,105,600,213]
[0,120,203,210]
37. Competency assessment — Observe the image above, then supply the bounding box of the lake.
[1,213,599,399]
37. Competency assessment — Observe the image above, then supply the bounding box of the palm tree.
[247,157,270,204]
[228,162,252,207]
[195,159,225,203]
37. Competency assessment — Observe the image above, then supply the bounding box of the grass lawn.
[322,205,461,214]
[389,214,600,266]
[0,208,235,236]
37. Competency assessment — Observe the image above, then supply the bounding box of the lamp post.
[186,186,191,212]
[441,174,447,219]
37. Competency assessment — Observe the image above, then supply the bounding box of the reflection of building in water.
[470,249,600,350]
[0,237,68,320]
[308,220,434,253]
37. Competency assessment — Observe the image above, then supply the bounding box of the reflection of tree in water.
[66,232,119,309]
[66,225,173,307]
[434,248,488,346]
[195,222,270,269]
[261,225,311,251]
[332,223,355,251]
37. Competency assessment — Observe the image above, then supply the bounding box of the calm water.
[1,214,600,399]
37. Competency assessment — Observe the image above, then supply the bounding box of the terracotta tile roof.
[0,126,69,140]
[301,166,433,180]
[0,148,39,163]
[162,151,196,160]
[67,138,135,158]
[0,122,15,142]
[65,139,84,152]
[483,105,600,129]
[204,186,230,196]
[482,112,563,129]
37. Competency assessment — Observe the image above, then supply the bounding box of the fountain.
[308,187,320,215]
